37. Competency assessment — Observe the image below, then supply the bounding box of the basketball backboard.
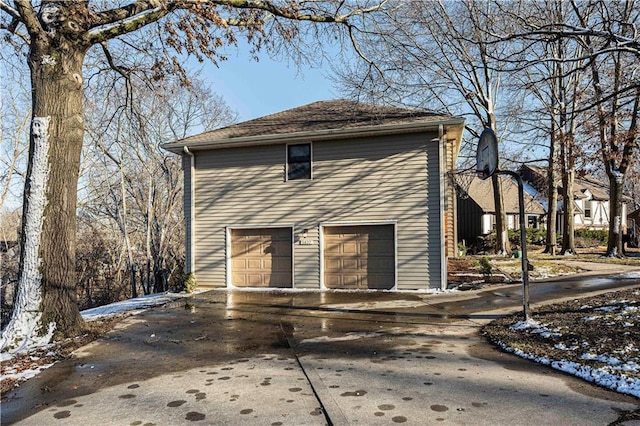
[476,128,498,180]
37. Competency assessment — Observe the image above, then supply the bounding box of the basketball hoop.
[476,129,498,180]
[448,168,476,199]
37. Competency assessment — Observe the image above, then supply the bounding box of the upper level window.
[584,208,591,218]
[287,143,311,180]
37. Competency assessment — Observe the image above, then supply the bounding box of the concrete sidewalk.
[3,278,640,425]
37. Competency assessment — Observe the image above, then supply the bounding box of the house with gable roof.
[163,100,464,290]
[519,165,629,234]
[456,175,546,247]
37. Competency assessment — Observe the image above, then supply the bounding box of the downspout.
[183,146,195,275]
[438,124,447,290]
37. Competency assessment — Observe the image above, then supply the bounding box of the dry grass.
[483,288,640,383]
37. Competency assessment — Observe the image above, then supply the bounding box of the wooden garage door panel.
[324,225,394,290]
[231,228,292,288]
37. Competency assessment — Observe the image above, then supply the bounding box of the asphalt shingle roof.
[163,100,464,152]
[521,164,615,202]
[463,175,546,215]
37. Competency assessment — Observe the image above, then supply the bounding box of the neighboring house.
[519,165,628,234]
[163,100,464,291]
[456,176,545,246]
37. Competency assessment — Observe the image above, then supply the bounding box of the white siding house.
[520,165,629,234]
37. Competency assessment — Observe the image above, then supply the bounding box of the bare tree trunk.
[561,168,576,254]
[545,161,558,254]
[491,174,510,255]
[0,111,28,212]
[145,178,153,294]
[545,116,558,254]
[607,177,625,256]
[120,172,137,299]
[1,45,86,351]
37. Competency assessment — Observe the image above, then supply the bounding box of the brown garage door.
[231,228,292,288]
[324,225,395,290]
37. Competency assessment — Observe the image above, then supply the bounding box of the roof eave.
[162,118,466,154]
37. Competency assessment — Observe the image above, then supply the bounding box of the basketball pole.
[494,170,531,321]
[477,128,531,321]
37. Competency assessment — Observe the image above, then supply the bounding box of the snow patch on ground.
[2,362,56,383]
[81,292,193,322]
[1,292,190,366]
[510,320,561,338]
[495,290,640,399]
[495,340,640,398]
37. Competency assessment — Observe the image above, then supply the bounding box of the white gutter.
[183,146,195,274]
[438,124,447,290]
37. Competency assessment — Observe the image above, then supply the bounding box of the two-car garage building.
[163,100,464,291]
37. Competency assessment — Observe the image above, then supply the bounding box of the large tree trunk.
[1,42,86,352]
[492,173,510,255]
[561,169,576,254]
[606,175,625,256]
[545,162,558,254]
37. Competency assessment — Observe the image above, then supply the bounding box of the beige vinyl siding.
[182,153,194,274]
[193,132,441,289]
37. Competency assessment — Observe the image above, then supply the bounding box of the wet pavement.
[2,270,640,425]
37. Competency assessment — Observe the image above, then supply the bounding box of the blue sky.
[200,49,341,121]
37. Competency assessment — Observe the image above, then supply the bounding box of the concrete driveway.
[3,271,640,425]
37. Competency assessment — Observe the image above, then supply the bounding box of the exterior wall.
[182,153,194,274]
[192,132,442,290]
[481,214,493,235]
[574,197,610,230]
[456,196,483,245]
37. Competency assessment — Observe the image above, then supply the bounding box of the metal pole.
[495,170,531,320]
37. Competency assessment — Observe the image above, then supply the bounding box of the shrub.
[182,273,197,293]
[574,228,608,248]
[508,227,547,247]
[478,257,493,277]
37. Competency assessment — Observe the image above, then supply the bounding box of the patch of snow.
[87,6,162,38]
[494,340,640,398]
[40,3,60,24]
[554,343,578,351]
[81,291,192,321]
[510,319,544,331]
[594,305,618,312]
[40,55,56,66]
[581,353,622,365]
[583,316,601,321]
[2,362,56,383]
[510,320,561,338]
[0,117,54,355]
